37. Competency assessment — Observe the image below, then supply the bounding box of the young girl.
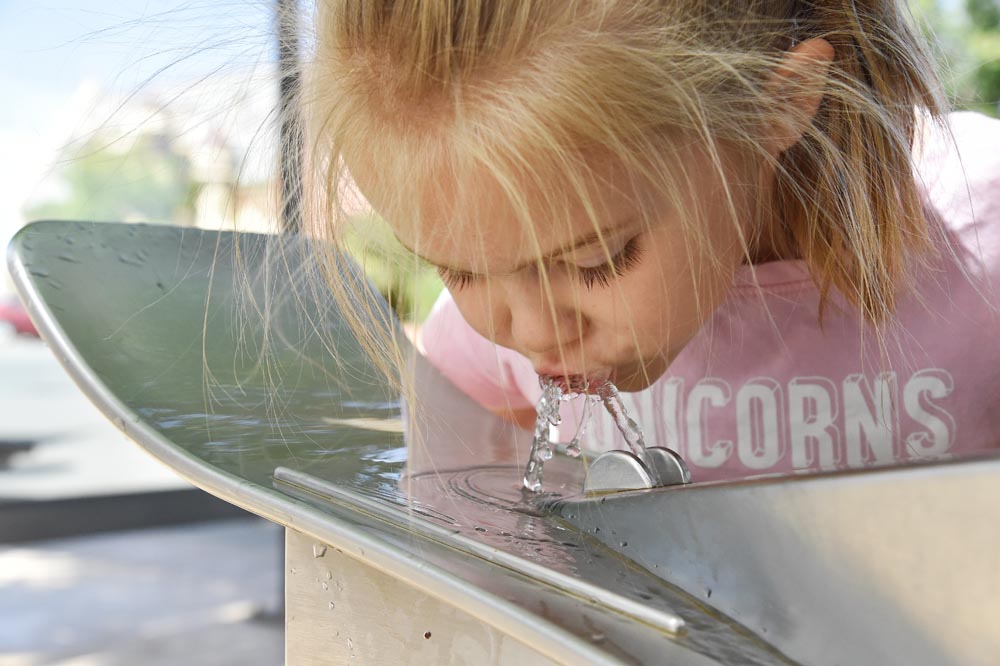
[302,1,1000,483]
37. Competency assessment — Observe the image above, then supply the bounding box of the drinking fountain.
[9,220,1000,665]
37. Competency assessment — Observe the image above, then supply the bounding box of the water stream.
[523,376,649,493]
[522,378,563,492]
[595,382,647,457]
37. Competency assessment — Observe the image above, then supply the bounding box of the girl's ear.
[765,38,835,156]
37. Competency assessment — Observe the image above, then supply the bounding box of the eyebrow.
[394,221,636,277]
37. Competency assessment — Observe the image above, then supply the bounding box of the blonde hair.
[297,0,948,385]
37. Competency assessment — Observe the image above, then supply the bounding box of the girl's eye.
[437,266,477,291]
[573,236,642,289]
[437,235,643,291]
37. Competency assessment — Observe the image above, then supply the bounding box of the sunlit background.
[1,3,286,665]
[0,1,997,664]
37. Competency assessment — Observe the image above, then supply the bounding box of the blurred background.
[0,1,997,665]
[1,2,288,665]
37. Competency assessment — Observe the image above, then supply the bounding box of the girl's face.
[357,142,761,392]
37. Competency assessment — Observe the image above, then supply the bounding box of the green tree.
[968,0,1000,29]
[344,214,444,323]
[966,0,1000,113]
[24,133,196,224]
[909,1,975,104]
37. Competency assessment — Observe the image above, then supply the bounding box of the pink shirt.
[421,112,1000,483]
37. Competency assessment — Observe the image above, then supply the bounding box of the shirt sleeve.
[419,290,537,412]
[916,111,1000,272]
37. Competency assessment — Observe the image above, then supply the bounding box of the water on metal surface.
[276,458,797,665]
[5,220,851,664]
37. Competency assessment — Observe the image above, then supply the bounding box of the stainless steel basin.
[9,220,1000,665]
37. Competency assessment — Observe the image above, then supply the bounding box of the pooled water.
[523,376,648,493]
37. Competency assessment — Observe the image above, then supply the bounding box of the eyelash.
[437,236,643,291]
[437,267,476,291]
[576,236,642,289]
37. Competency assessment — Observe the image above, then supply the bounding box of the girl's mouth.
[539,370,613,395]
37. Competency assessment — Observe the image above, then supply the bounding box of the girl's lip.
[537,369,613,393]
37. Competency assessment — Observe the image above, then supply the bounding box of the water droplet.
[325,570,333,580]
[328,601,336,610]
[522,476,542,493]
[500,531,512,537]
[56,253,79,263]
[289,567,297,575]
[474,526,487,534]
[118,253,144,267]
[322,582,329,591]
[590,632,606,643]
[347,638,354,650]
[28,267,50,278]
[706,588,712,598]
[620,541,628,548]
[313,544,327,558]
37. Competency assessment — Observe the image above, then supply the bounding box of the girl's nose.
[504,279,583,358]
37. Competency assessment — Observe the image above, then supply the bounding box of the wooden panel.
[285,528,561,666]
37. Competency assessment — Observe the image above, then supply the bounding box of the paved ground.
[0,301,285,665]
[0,304,285,665]
[0,335,189,501]
[0,518,284,666]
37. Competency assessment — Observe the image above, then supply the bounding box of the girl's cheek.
[451,288,503,340]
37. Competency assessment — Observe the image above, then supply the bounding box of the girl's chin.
[608,373,652,393]
[609,359,668,392]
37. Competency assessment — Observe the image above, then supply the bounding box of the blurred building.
[16,66,280,246]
